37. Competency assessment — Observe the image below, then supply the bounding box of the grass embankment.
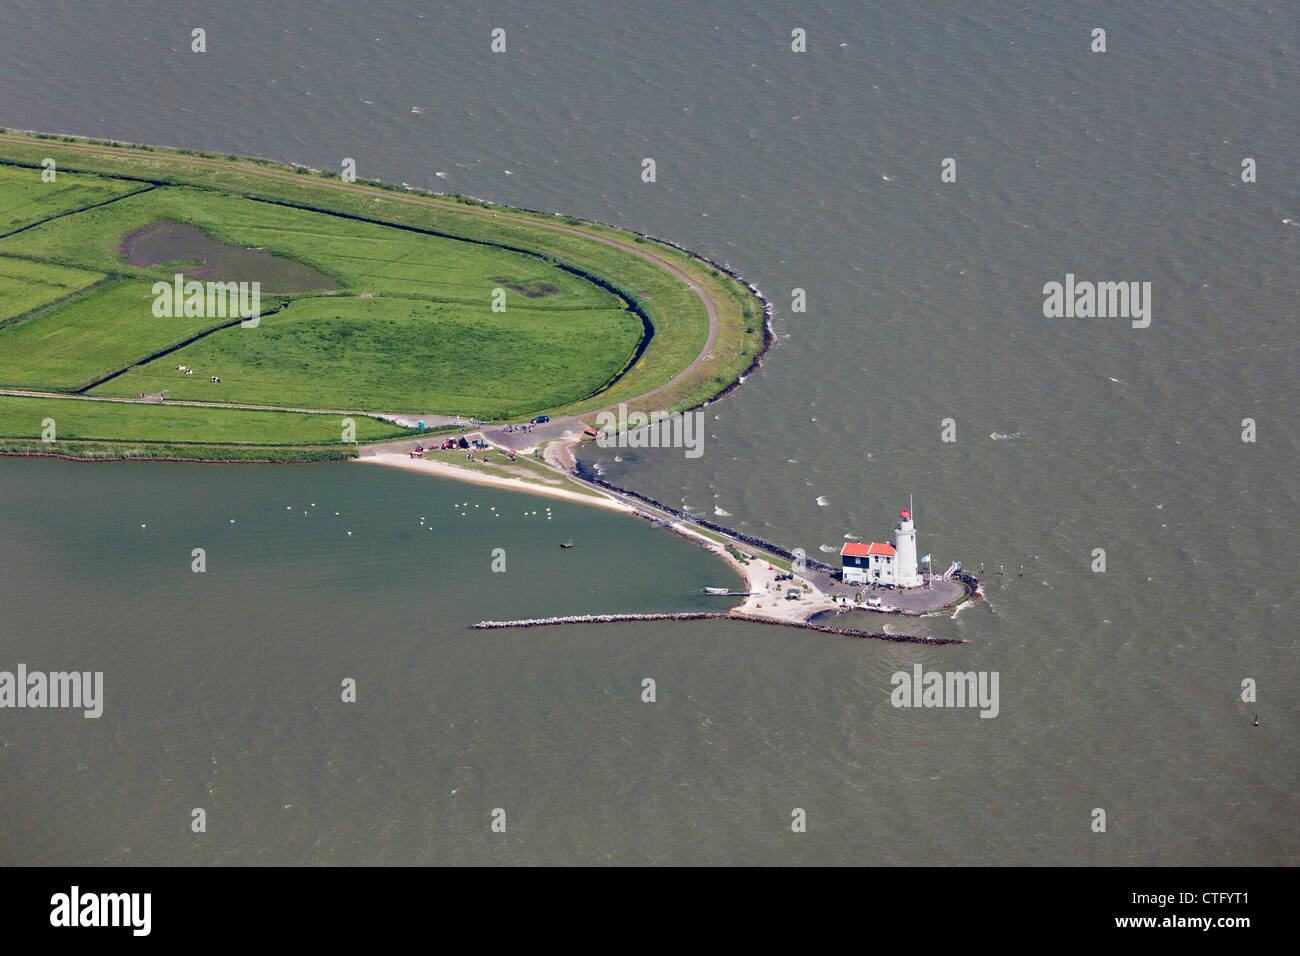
[0,440,360,462]
[680,522,793,570]
[0,394,412,446]
[419,445,607,498]
[0,132,766,422]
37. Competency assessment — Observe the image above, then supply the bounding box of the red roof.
[842,542,895,558]
[900,510,911,520]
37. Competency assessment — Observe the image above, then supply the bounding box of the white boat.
[703,587,731,595]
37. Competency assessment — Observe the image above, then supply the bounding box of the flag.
[921,554,931,564]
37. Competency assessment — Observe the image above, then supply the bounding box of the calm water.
[0,0,1296,864]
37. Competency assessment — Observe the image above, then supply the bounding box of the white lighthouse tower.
[893,506,923,588]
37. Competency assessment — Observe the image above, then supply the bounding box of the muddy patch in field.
[492,278,561,298]
[120,220,338,292]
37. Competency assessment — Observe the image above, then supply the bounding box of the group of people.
[502,424,534,434]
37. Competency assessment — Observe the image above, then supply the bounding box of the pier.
[471,612,967,645]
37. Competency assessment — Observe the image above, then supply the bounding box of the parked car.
[531,415,550,424]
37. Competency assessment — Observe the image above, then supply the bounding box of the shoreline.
[0,130,973,637]
[359,446,979,630]
[5,433,980,635]
[357,452,632,512]
[360,449,779,609]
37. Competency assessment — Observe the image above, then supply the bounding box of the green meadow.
[0,164,146,234]
[0,394,411,446]
[0,185,623,307]
[0,255,106,325]
[0,132,766,459]
[0,278,259,391]
[91,295,641,418]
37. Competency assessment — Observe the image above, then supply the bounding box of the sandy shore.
[664,522,840,620]
[358,452,633,511]
[364,451,839,620]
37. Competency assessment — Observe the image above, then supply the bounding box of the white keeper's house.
[841,508,924,588]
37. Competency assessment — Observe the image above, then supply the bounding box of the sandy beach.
[362,450,844,619]
[358,452,633,512]
[361,451,964,625]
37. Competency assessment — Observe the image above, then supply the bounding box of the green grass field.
[0,132,767,458]
[91,295,641,417]
[0,255,106,325]
[0,394,412,445]
[0,278,257,391]
[0,185,623,308]
[0,164,147,234]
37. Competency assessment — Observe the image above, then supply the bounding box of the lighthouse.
[839,504,925,588]
[893,508,923,588]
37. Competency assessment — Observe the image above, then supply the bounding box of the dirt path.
[0,387,455,425]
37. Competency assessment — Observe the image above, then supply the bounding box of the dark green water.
[0,458,756,864]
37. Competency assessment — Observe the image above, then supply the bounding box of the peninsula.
[0,130,976,635]
[0,129,767,461]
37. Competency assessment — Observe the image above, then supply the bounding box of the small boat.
[560,540,574,549]
[703,587,731,595]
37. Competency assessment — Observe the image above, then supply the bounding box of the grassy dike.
[0,393,414,461]
[0,131,769,435]
[0,439,360,462]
